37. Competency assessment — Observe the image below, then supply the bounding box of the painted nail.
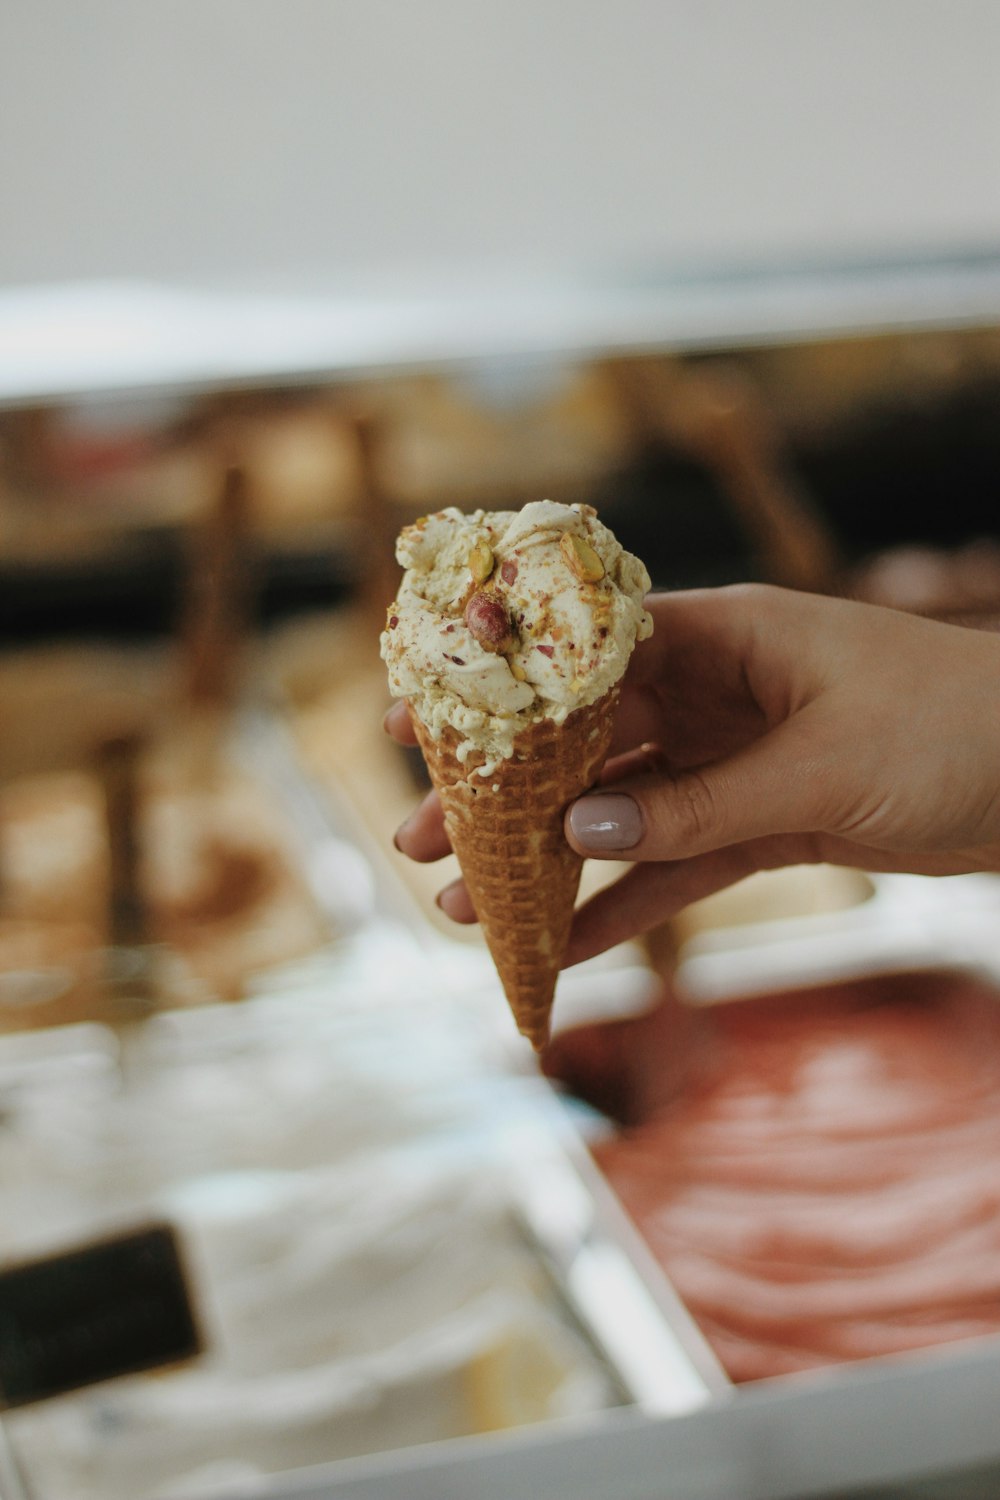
[435,880,462,911]
[568,794,643,852]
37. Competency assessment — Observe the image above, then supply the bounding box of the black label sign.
[0,1223,201,1408]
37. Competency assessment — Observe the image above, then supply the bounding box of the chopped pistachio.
[560,532,605,583]
[468,539,495,583]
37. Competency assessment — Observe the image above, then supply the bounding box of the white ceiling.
[2,0,998,291]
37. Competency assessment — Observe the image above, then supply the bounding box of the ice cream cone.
[410,686,619,1048]
[381,501,652,1048]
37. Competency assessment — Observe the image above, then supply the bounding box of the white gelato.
[380,502,652,761]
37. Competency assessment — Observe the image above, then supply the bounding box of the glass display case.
[1,253,1000,1500]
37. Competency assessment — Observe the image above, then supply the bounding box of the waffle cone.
[410,687,620,1048]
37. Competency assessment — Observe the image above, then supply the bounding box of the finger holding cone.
[381,501,651,1048]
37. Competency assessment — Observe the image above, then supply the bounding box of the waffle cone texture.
[410,687,619,1049]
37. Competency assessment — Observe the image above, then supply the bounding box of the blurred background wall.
[2,0,999,291]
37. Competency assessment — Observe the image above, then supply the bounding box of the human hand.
[386,585,1000,967]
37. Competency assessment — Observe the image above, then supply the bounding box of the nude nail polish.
[568,794,643,852]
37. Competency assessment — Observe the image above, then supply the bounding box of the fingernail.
[568,793,643,852]
[435,880,461,911]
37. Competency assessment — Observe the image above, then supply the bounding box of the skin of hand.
[385,584,1000,968]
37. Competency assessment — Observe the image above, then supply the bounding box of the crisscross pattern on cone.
[410,688,619,1048]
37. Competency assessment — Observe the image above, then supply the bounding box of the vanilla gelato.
[380,502,652,763]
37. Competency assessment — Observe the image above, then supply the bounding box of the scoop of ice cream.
[380,502,652,761]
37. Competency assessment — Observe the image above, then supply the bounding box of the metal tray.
[253,866,1000,1500]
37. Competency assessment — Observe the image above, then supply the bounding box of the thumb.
[565,717,834,861]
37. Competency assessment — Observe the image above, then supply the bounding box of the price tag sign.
[0,1223,201,1409]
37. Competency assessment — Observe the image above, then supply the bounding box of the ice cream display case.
[1,255,1000,1499]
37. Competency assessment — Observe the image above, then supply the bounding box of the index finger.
[607,587,761,759]
[625,587,762,687]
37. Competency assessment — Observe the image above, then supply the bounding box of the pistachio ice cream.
[381,501,652,1048]
[380,501,652,768]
